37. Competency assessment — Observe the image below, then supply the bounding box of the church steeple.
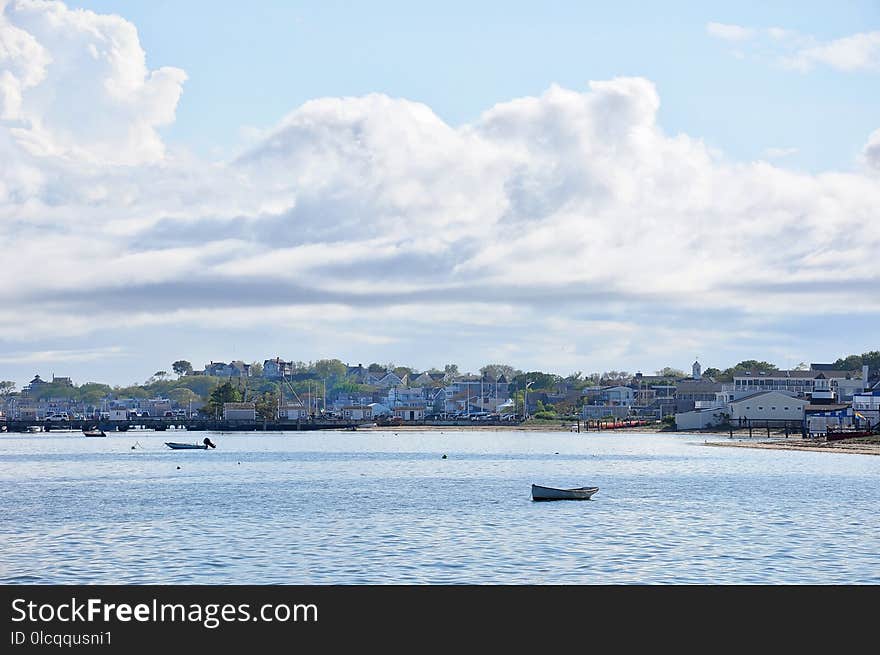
[692,359,702,380]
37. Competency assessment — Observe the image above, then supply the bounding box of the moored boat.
[825,427,878,442]
[165,437,216,450]
[531,484,599,501]
[82,427,106,437]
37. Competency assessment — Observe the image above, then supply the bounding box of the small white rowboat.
[531,484,599,501]
[165,438,216,450]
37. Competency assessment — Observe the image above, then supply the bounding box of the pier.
[1,417,365,433]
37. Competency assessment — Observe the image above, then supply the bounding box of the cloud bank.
[1,1,878,375]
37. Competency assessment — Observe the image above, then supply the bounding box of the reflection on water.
[0,431,878,584]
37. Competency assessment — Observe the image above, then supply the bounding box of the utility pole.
[524,380,535,420]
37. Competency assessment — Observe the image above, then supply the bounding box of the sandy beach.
[703,438,880,456]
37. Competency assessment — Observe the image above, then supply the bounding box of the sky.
[1,0,878,387]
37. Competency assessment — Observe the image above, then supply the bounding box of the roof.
[223,402,255,410]
[734,369,854,380]
[805,403,850,412]
[730,391,806,405]
[675,380,722,393]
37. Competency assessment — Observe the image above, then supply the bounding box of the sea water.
[1,430,877,584]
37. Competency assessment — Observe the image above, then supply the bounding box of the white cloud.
[1,0,186,165]
[709,21,880,72]
[1,1,878,378]
[0,346,125,364]
[706,22,755,42]
[784,31,880,72]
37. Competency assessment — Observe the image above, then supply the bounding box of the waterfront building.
[278,403,308,420]
[728,391,807,423]
[393,405,426,422]
[731,369,858,399]
[385,387,426,407]
[674,407,729,430]
[223,402,256,421]
[367,402,391,417]
[341,405,373,421]
[674,379,722,412]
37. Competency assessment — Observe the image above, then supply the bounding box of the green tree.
[77,383,113,405]
[314,359,347,381]
[206,381,242,418]
[172,360,193,378]
[393,366,413,379]
[169,387,199,408]
[0,381,16,398]
[444,364,460,379]
[512,371,561,391]
[656,367,685,378]
[249,361,263,378]
[255,391,279,421]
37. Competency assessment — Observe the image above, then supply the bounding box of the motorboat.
[82,427,106,437]
[531,484,599,501]
[166,437,216,450]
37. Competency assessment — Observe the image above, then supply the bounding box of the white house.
[674,407,729,430]
[386,387,425,407]
[367,402,391,417]
[263,358,293,380]
[342,405,373,421]
[732,369,857,399]
[278,403,308,420]
[728,391,807,422]
[393,405,426,422]
[223,402,256,421]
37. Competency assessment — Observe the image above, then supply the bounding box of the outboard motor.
[203,437,216,449]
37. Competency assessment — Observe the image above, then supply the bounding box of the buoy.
[176,466,181,470]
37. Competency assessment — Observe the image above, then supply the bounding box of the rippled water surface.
[1,430,878,584]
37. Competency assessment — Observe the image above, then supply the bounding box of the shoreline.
[702,439,880,456]
[358,424,880,455]
[357,422,669,433]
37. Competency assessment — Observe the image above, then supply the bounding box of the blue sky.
[1,1,878,387]
[67,0,880,170]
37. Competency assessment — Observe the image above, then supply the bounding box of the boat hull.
[531,484,599,501]
[825,430,876,442]
[165,442,208,450]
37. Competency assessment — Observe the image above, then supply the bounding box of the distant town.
[1,352,879,435]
